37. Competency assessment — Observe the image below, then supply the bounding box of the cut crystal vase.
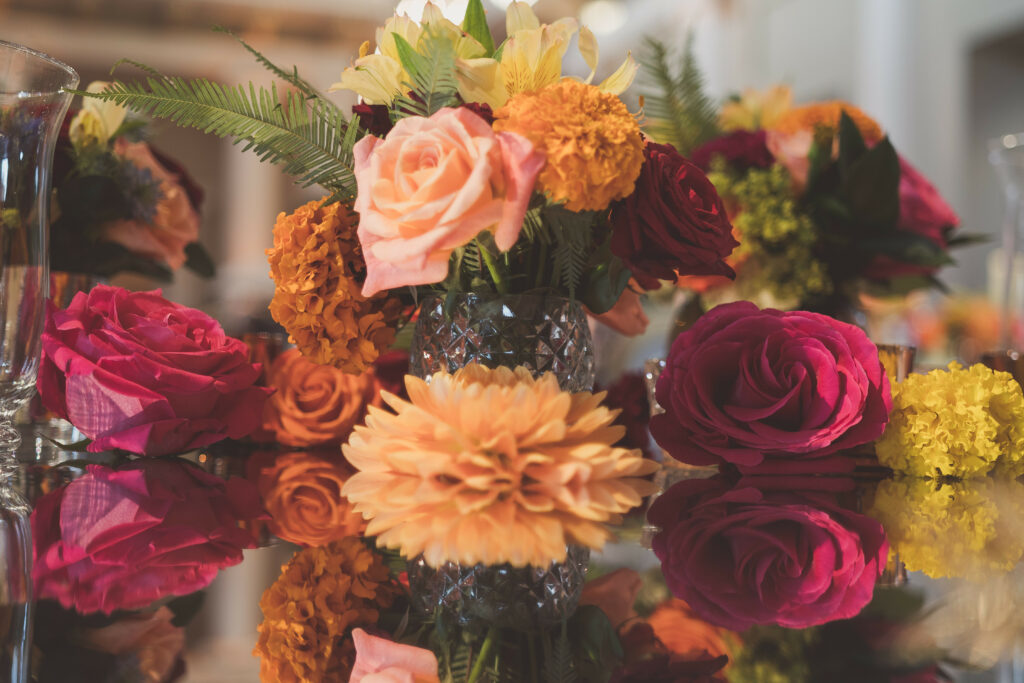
[0,40,77,682]
[407,293,595,631]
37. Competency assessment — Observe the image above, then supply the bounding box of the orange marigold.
[494,79,644,212]
[267,198,403,373]
[253,538,398,683]
[342,364,660,568]
[770,101,883,142]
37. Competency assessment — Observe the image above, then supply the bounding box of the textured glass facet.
[407,545,590,630]
[409,294,596,391]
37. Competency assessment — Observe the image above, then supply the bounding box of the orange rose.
[257,450,365,547]
[102,139,200,270]
[262,348,382,448]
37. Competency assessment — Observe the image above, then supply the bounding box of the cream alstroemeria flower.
[456,1,638,110]
[331,2,485,105]
[68,81,127,148]
[719,85,793,132]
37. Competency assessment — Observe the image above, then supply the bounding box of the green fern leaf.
[84,74,360,199]
[547,207,593,299]
[392,29,460,119]
[543,627,577,683]
[639,36,720,155]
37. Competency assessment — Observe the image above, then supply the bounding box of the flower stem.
[467,625,499,683]
[477,239,508,295]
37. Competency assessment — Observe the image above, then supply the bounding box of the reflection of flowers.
[254,450,365,547]
[343,364,659,567]
[650,301,891,470]
[77,607,185,683]
[349,628,440,683]
[254,538,398,683]
[494,80,644,212]
[867,478,1024,580]
[876,362,1024,478]
[32,460,262,614]
[267,198,403,372]
[38,285,271,456]
[262,348,382,448]
[649,476,887,630]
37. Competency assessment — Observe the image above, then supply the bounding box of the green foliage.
[392,29,461,119]
[542,624,577,683]
[638,36,719,155]
[83,70,360,200]
[547,206,596,299]
[462,0,495,56]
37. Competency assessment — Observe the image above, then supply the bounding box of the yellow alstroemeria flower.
[719,85,793,132]
[456,1,638,110]
[330,1,485,106]
[68,81,127,148]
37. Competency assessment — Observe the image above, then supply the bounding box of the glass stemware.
[0,41,77,682]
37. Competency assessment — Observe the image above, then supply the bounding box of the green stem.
[477,238,509,295]
[467,625,499,683]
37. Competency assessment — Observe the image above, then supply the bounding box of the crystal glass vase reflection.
[0,41,78,683]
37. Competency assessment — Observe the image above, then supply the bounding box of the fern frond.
[638,36,720,155]
[547,207,592,299]
[543,626,576,683]
[87,75,359,199]
[392,29,460,119]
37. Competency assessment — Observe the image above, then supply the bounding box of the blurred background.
[2,0,1024,680]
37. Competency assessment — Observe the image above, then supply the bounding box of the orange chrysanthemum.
[267,198,403,373]
[342,364,660,568]
[494,79,644,212]
[256,450,366,547]
[254,538,397,683]
[770,101,883,142]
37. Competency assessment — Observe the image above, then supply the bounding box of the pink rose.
[350,628,440,683]
[765,129,813,191]
[32,459,262,614]
[103,139,200,271]
[650,301,891,470]
[648,476,887,630]
[77,607,185,683]
[353,107,544,296]
[38,285,271,456]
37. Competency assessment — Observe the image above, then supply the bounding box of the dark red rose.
[691,130,774,172]
[611,142,738,290]
[353,103,393,138]
[460,101,495,124]
[372,349,410,400]
[649,301,891,470]
[609,654,728,683]
[649,476,887,631]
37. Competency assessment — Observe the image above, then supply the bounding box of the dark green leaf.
[580,256,631,315]
[946,232,988,247]
[166,591,205,627]
[40,436,93,453]
[184,241,216,278]
[860,232,954,268]
[837,110,868,174]
[841,136,901,229]
[462,0,495,56]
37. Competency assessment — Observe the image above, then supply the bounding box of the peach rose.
[350,628,440,683]
[589,281,650,337]
[103,139,200,270]
[579,568,643,628]
[353,107,545,296]
[262,348,383,448]
[256,450,365,547]
[77,606,185,683]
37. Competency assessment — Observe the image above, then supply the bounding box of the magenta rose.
[32,459,263,614]
[865,156,959,280]
[690,130,774,172]
[610,142,738,291]
[38,285,271,456]
[649,476,887,630]
[649,301,891,470]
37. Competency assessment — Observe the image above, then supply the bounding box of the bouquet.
[52,82,212,280]
[639,42,972,314]
[84,1,739,372]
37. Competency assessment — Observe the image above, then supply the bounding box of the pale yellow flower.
[455,1,637,110]
[69,81,127,148]
[330,2,485,105]
[719,85,793,132]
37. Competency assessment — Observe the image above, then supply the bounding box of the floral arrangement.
[52,82,212,279]
[875,361,1024,478]
[650,300,892,472]
[639,44,970,313]
[85,0,739,372]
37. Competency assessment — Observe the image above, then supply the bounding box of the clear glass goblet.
[0,41,77,682]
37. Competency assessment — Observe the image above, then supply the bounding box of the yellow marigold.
[493,79,643,212]
[254,538,398,683]
[341,363,660,568]
[267,198,403,373]
[876,361,1024,478]
[770,101,883,141]
[867,478,1024,580]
